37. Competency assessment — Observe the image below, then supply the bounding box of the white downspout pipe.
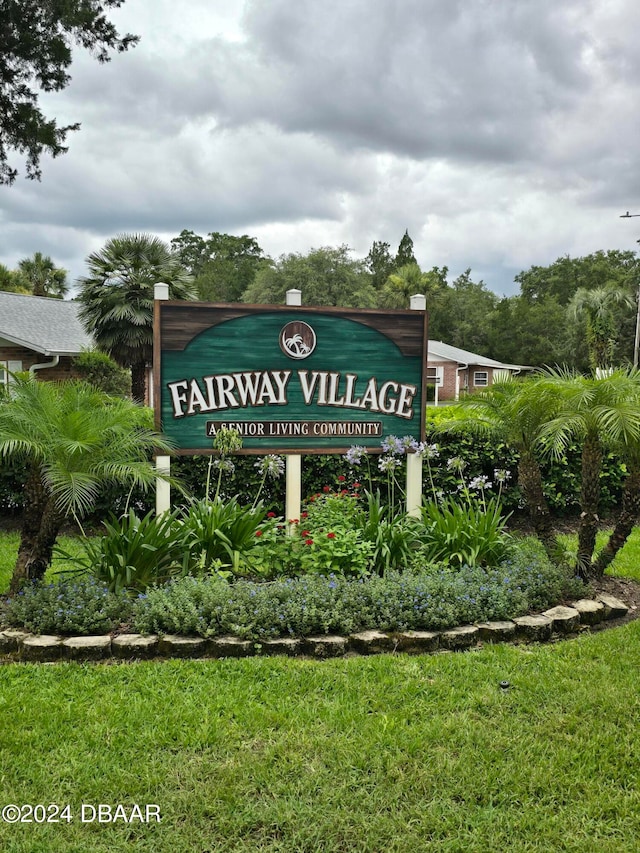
[455,363,468,401]
[29,355,59,376]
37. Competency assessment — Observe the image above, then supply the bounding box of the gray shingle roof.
[0,291,93,356]
[428,340,529,371]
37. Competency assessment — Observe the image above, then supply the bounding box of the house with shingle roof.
[0,291,93,386]
[427,340,531,402]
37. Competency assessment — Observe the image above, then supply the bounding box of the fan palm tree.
[78,234,196,402]
[379,263,441,309]
[17,251,68,298]
[0,377,175,591]
[442,376,561,555]
[568,286,634,375]
[540,368,640,578]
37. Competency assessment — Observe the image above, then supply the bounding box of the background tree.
[0,377,173,591]
[0,0,138,184]
[428,270,496,353]
[364,240,396,291]
[568,286,634,374]
[16,251,68,297]
[487,295,576,369]
[78,233,196,402]
[243,245,377,307]
[515,250,639,306]
[395,230,417,268]
[0,262,29,293]
[170,230,267,302]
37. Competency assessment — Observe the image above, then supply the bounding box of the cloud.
[1,0,639,298]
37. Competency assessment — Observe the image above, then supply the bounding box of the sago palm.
[0,377,175,591]
[539,367,640,578]
[78,233,196,402]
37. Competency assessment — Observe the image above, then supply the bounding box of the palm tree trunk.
[577,433,602,579]
[592,463,640,578]
[131,360,147,404]
[11,483,64,592]
[517,451,556,558]
[11,465,47,592]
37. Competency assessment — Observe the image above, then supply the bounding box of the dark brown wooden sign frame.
[154,301,428,455]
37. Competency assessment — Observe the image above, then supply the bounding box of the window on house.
[473,370,489,387]
[0,360,23,387]
[426,366,443,386]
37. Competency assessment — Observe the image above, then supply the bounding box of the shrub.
[1,577,131,635]
[131,538,582,640]
[250,518,373,579]
[500,536,585,610]
[72,350,130,397]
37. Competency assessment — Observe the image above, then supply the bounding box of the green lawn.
[1,529,639,851]
[0,629,639,852]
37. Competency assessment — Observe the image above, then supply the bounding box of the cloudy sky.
[1,0,640,297]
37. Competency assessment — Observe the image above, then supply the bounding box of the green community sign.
[154,303,428,454]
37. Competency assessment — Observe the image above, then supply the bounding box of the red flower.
[353,482,361,489]
[267,511,276,518]
[337,475,346,482]
[301,530,310,537]
[327,532,336,539]
[340,489,348,495]
[289,518,299,524]
[305,538,314,546]
[301,511,309,518]
[255,529,263,537]
[323,485,331,493]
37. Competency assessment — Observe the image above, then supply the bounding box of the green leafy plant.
[179,497,271,575]
[61,509,187,593]
[355,490,420,574]
[418,495,513,569]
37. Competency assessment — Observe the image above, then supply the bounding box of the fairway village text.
[167,370,418,420]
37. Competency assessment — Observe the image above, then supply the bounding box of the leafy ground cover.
[0,535,583,638]
[0,627,639,852]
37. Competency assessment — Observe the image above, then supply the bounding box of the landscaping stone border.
[0,594,630,663]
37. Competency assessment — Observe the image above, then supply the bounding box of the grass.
[0,630,639,852]
[555,529,640,582]
[0,531,86,593]
[0,528,638,851]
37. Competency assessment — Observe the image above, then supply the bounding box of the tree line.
[3,230,639,401]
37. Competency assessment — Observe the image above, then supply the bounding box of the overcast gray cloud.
[1,0,639,297]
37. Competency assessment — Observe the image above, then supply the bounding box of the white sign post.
[154,283,171,515]
[406,293,425,517]
[285,288,302,528]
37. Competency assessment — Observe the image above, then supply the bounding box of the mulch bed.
[588,575,640,630]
